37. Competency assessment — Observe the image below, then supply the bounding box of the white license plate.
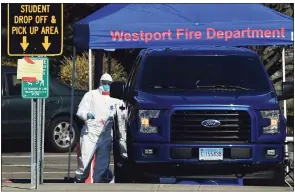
[199,148,223,160]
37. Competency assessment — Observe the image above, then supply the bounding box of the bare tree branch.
[265,49,283,70]
[272,70,294,84]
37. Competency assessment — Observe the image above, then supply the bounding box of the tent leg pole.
[108,51,111,74]
[282,47,289,174]
[282,48,287,119]
[68,46,76,180]
[89,49,93,91]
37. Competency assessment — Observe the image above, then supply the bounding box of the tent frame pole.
[108,51,111,74]
[89,49,93,91]
[282,47,291,175]
[282,48,287,119]
[67,46,76,180]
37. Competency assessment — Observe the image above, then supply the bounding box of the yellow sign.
[8,4,63,56]
[17,59,43,80]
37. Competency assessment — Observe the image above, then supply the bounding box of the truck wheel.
[269,164,285,186]
[114,162,129,183]
[249,164,285,186]
[47,116,80,153]
[113,153,134,183]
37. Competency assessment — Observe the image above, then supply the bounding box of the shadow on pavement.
[5,177,113,184]
[1,139,78,153]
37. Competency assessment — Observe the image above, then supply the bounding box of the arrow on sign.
[42,36,51,51]
[20,36,29,51]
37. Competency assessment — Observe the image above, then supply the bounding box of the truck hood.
[135,90,278,110]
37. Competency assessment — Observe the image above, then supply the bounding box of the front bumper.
[127,143,284,180]
[129,162,283,180]
[132,143,284,163]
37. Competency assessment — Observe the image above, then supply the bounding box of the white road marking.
[3,164,75,167]
[2,172,75,174]
[2,163,114,167]
[2,155,75,158]
[2,178,66,180]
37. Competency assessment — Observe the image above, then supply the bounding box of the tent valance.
[74,4,294,49]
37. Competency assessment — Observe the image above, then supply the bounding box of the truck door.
[45,85,63,121]
[113,56,142,158]
[125,56,142,126]
[4,72,31,138]
[2,74,9,137]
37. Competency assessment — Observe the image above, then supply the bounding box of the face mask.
[102,84,110,92]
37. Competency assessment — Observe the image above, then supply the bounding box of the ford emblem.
[201,119,221,128]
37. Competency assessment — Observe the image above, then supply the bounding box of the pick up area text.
[110,27,286,43]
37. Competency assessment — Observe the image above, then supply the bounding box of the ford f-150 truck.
[110,46,293,186]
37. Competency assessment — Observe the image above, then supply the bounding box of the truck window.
[130,58,142,91]
[140,55,271,92]
[127,56,142,91]
[5,72,21,96]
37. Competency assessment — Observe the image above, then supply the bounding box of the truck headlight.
[260,110,280,134]
[139,110,160,133]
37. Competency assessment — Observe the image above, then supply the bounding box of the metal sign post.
[30,99,37,188]
[17,57,49,189]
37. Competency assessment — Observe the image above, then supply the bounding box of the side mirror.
[110,81,125,100]
[278,81,294,101]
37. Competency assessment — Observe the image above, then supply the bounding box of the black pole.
[67,46,76,180]
[94,50,103,88]
[108,51,111,74]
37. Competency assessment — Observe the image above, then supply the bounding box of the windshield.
[139,55,271,92]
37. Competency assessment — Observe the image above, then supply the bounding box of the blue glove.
[87,113,95,119]
[107,116,113,121]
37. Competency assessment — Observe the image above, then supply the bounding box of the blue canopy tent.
[73,3,293,91]
[74,3,293,49]
[67,3,294,181]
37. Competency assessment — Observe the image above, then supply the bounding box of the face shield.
[100,80,112,92]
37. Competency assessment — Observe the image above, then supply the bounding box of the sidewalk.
[2,183,293,191]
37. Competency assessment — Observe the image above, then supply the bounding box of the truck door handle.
[47,99,59,104]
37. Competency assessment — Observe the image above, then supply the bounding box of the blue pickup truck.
[110,46,293,186]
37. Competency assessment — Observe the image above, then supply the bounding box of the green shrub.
[59,52,128,90]
[1,58,17,67]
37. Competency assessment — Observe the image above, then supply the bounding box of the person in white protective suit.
[116,99,127,159]
[75,73,121,183]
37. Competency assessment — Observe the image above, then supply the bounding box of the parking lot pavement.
[2,183,293,191]
[2,152,114,181]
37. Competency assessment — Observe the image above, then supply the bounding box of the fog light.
[144,148,154,155]
[140,126,158,133]
[266,149,276,156]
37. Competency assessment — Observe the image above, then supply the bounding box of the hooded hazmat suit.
[75,73,122,183]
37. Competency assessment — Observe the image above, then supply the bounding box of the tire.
[114,158,146,183]
[114,160,130,183]
[247,164,285,186]
[46,116,80,153]
[269,164,285,186]
[113,143,132,183]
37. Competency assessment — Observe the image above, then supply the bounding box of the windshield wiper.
[196,85,252,90]
[150,85,177,89]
